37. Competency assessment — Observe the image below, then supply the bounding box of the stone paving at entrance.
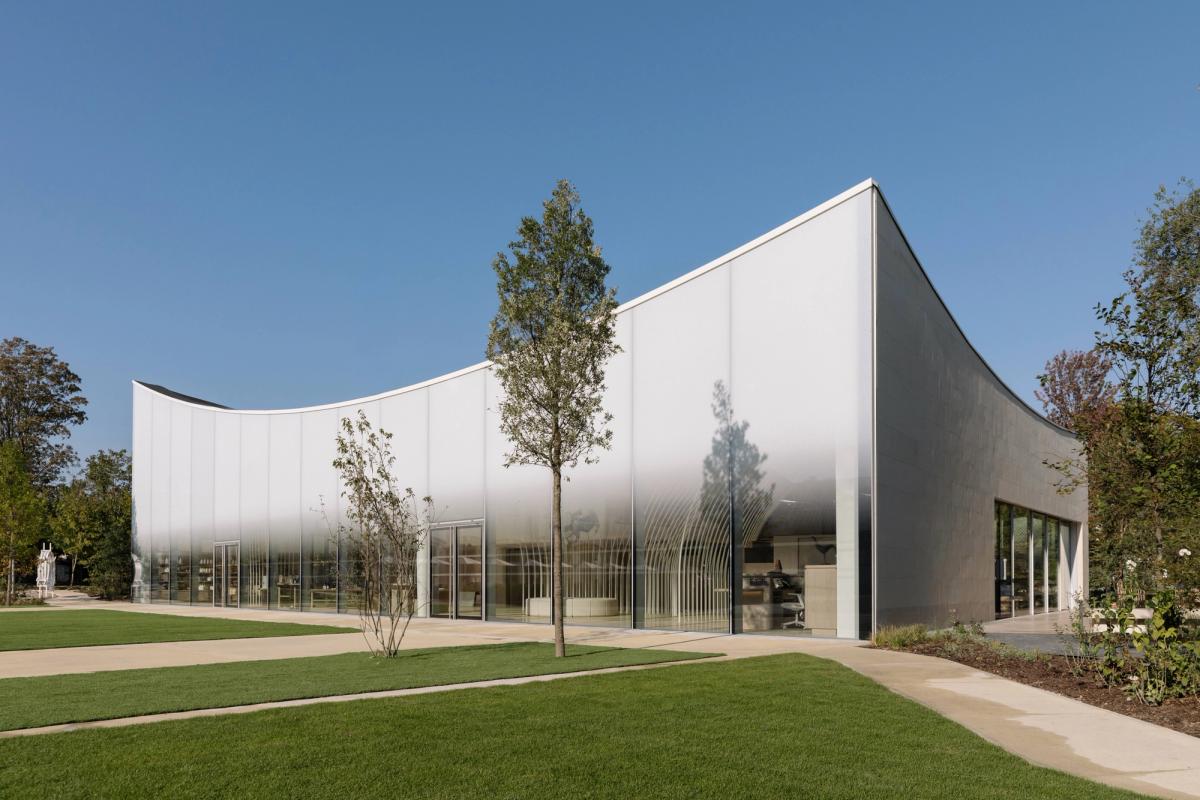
[3,601,1199,800]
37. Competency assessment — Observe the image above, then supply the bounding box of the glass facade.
[994,502,1071,618]
[131,187,877,638]
[130,184,1086,637]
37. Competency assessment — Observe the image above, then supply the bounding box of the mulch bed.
[900,640,1200,739]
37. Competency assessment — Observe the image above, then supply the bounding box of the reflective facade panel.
[132,179,1088,637]
[560,314,634,629]
[190,410,214,606]
[485,369,551,623]
[631,266,731,633]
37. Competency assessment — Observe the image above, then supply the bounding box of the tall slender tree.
[487,180,620,657]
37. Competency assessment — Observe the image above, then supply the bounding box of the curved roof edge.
[135,177,1072,436]
[870,184,1075,438]
[135,382,230,409]
[134,360,493,416]
[135,179,880,416]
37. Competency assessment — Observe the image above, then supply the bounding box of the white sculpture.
[130,554,145,601]
[36,545,56,598]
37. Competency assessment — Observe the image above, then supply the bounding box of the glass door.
[430,528,453,618]
[213,542,240,608]
[429,524,483,619]
[456,526,482,620]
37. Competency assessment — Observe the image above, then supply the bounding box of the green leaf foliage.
[486,179,620,472]
[0,441,46,604]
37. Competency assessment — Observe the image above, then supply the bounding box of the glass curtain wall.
[149,394,171,601]
[302,410,339,612]
[191,411,215,605]
[730,210,861,638]
[994,502,1070,617]
[632,269,731,633]
[135,190,874,639]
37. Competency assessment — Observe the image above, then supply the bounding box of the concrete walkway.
[828,646,1200,800]
[0,601,850,678]
[0,656,720,739]
[4,602,1199,799]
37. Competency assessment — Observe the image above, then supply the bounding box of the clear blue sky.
[2,2,1197,465]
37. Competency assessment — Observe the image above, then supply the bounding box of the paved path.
[0,656,724,739]
[4,602,1199,799]
[0,601,848,678]
[826,646,1200,800]
[987,632,1080,655]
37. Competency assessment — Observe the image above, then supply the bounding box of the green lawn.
[0,609,353,651]
[0,654,1147,800]
[0,642,711,730]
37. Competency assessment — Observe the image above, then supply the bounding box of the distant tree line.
[0,337,131,604]
[1038,181,1200,599]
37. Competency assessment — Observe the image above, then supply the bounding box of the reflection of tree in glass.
[641,380,774,631]
[562,508,630,616]
[701,380,775,548]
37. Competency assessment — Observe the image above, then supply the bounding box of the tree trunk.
[69,554,77,589]
[552,466,566,657]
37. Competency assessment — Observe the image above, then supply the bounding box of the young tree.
[331,411,431,657]
[0,441,46,605]
[0,337,88,486]
[487,180,620,657]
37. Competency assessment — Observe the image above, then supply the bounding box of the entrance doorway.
[995,502,1065,618]
[213,542,240,608]
[429,524,482,619]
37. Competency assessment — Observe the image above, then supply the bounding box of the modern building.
[131,180,1088,638]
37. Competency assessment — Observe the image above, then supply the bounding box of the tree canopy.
[0,440,46,605]
[0,337,88,486]
[487,179,620,656]
[51,450,132,593]
[487,180,620,472]
[1056,180,1200,596]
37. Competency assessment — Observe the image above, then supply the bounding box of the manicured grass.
[0,654,1146,799]
[0,642,711,730]
[0,609,353,651]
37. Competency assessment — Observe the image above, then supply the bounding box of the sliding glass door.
[995,502,1070,617]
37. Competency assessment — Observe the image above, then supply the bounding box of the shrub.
[1129,590,1200,705]
[1069,591,1200,705]
[873,624,928,649]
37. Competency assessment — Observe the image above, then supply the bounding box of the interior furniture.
[781,592,806,628]
[524,596,619,617]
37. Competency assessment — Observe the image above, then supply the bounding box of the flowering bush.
[1071,592,1200,705]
